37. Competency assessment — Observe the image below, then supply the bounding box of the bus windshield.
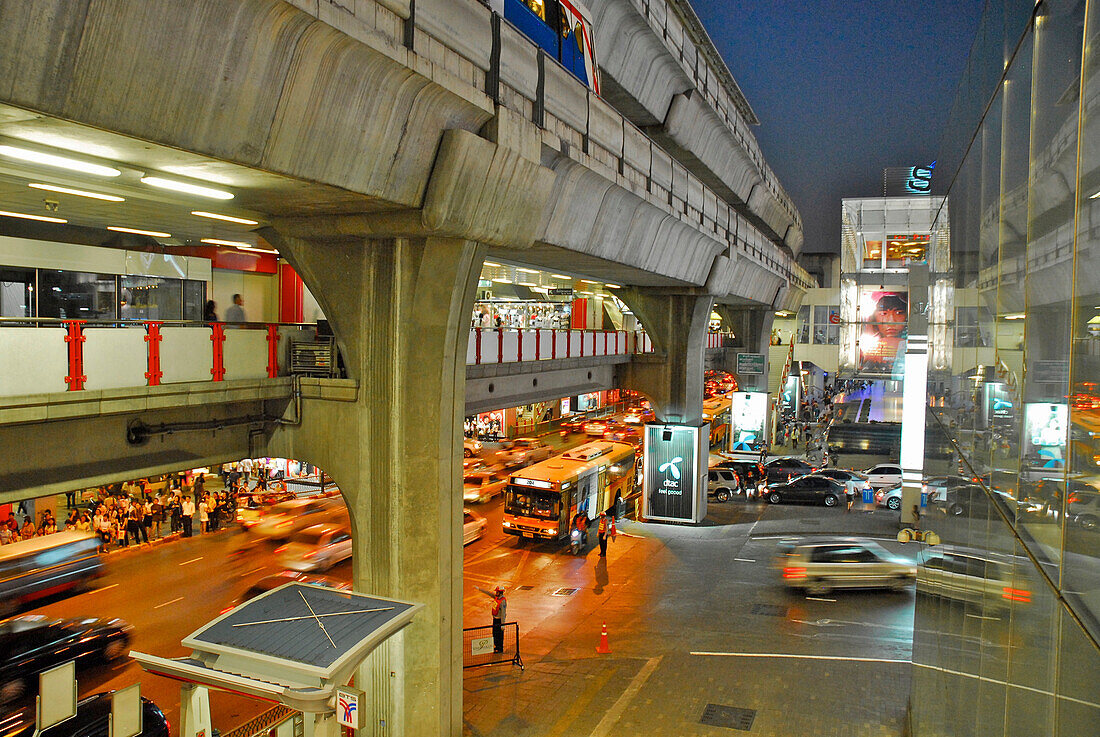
[505,487,560,519]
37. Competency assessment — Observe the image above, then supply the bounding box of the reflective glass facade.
[911,1,1100,734]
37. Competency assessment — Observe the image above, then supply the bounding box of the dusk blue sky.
[690,0,984,254]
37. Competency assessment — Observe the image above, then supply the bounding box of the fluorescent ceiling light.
[606,284,621,289]
[551,274,571,279]
[579,279,598,284]
[1004,313,1025,320]
[483,261,502,267]
[0,210,67,224]
[191,210,258,225]
[29,182,124,202]
[108,226,171,238]
[238,245,279,255]
[202,238,252,248]
[491,278,512,284]
[141,176,233,200]
[0,145,120,177]
[1090,190,1100,199]
[517,267,540,274]
[518,282,537,287]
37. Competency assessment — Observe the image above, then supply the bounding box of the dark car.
[715,460,766,492]
[0,692,169,737]
[765,475,847,507]
[763,457,817,486]
[0,616,133,704]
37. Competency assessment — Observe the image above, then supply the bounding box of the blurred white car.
[463,469,508,503]
[463,508,487,545]
[464,438,482,458]
[275,523,353,571]
[252,497,347,539]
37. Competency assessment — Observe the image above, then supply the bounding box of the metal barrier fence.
[462,621,523,671]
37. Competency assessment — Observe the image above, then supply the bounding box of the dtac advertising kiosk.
[643,423,709,524]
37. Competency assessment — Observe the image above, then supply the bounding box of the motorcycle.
[570,527,585,555]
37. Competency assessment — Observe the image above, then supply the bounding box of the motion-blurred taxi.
[275,523,353,572]
[252,497,347,540]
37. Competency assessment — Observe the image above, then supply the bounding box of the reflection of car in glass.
[0,691,170,737]
[875,483,903,510]
[863,464,902,489]
[275,524,353,572]
[252,497,347,540]
[463,470,509,503]
[0,616,133,704]
[707,468,741,502]
[774,538,915,596]
[815,469,872,497]
[765,475,847,507]
[763,457,816,486]
[463,509,487,545]
[1067,482,1100,530]
[917,549,1029,611]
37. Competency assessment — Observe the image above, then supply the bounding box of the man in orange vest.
[478,585,508,653]
[597,512,616,556]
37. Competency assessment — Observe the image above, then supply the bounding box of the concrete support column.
[715,305,775,391]
[618,290,713,423]
[263,229,483,737]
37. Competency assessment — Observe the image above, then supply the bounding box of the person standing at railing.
[225,294,246,323]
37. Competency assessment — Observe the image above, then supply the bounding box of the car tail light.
[783,567,807,580]
[1002,587,1031,603]
[274,544,287,554]
[1068,493,1080,504]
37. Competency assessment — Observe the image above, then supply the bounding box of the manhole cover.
[516,585,534,591]
[751,603,788,617]
[700,704,756,731]
[550,587,578,596]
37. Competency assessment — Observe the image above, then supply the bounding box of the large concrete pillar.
[618,289,713,423]
[715,305,775,391]
[263,229,482,737]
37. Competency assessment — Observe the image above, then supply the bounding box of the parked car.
[252,497,348,540]
[463,438,482,458]
[275,523,353,572]
[463,509,487,545]
[502,438,553,467]
[463,469,509,503]
[815,469,873,497]
[0,616,133,704]
[0,692,170,737]
[774,538,916,596]
[765,475,847,507]
[864,463,903,489]
[916,549,1030,611]
[707,468,742,502]
[763,457,817,486]
[715,459,766,495]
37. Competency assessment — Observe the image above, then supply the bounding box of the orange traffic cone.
[596,621,612,654]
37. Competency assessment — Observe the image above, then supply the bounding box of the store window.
[183,280,205,321]
[863,240,883,269]
[38,271,117,321]
[812,306,840,345]
[0,267,35,319]
[120,276,182,321]
[886,234,928,265]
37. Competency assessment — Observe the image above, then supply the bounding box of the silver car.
[775,538,916,596]
[275,523,353,571]
[916,549,1029,612]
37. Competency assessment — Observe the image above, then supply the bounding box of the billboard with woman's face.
[859,290,908,377]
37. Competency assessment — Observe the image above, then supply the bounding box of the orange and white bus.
[703,395,732,448]
[503,441,637,542]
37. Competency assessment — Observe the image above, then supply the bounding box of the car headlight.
[503,521,511,527]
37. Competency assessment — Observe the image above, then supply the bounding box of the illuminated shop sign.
[729,392,768,453]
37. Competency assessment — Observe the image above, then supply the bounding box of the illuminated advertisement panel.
[859,289,908,377]
[643,423,708,524]
[729,392,769,453]
[780,375,800,417]
[1023,402,1068,473]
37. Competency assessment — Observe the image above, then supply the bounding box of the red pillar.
[279,263,305,323]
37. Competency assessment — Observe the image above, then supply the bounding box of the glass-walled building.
[911,0,1100,735]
